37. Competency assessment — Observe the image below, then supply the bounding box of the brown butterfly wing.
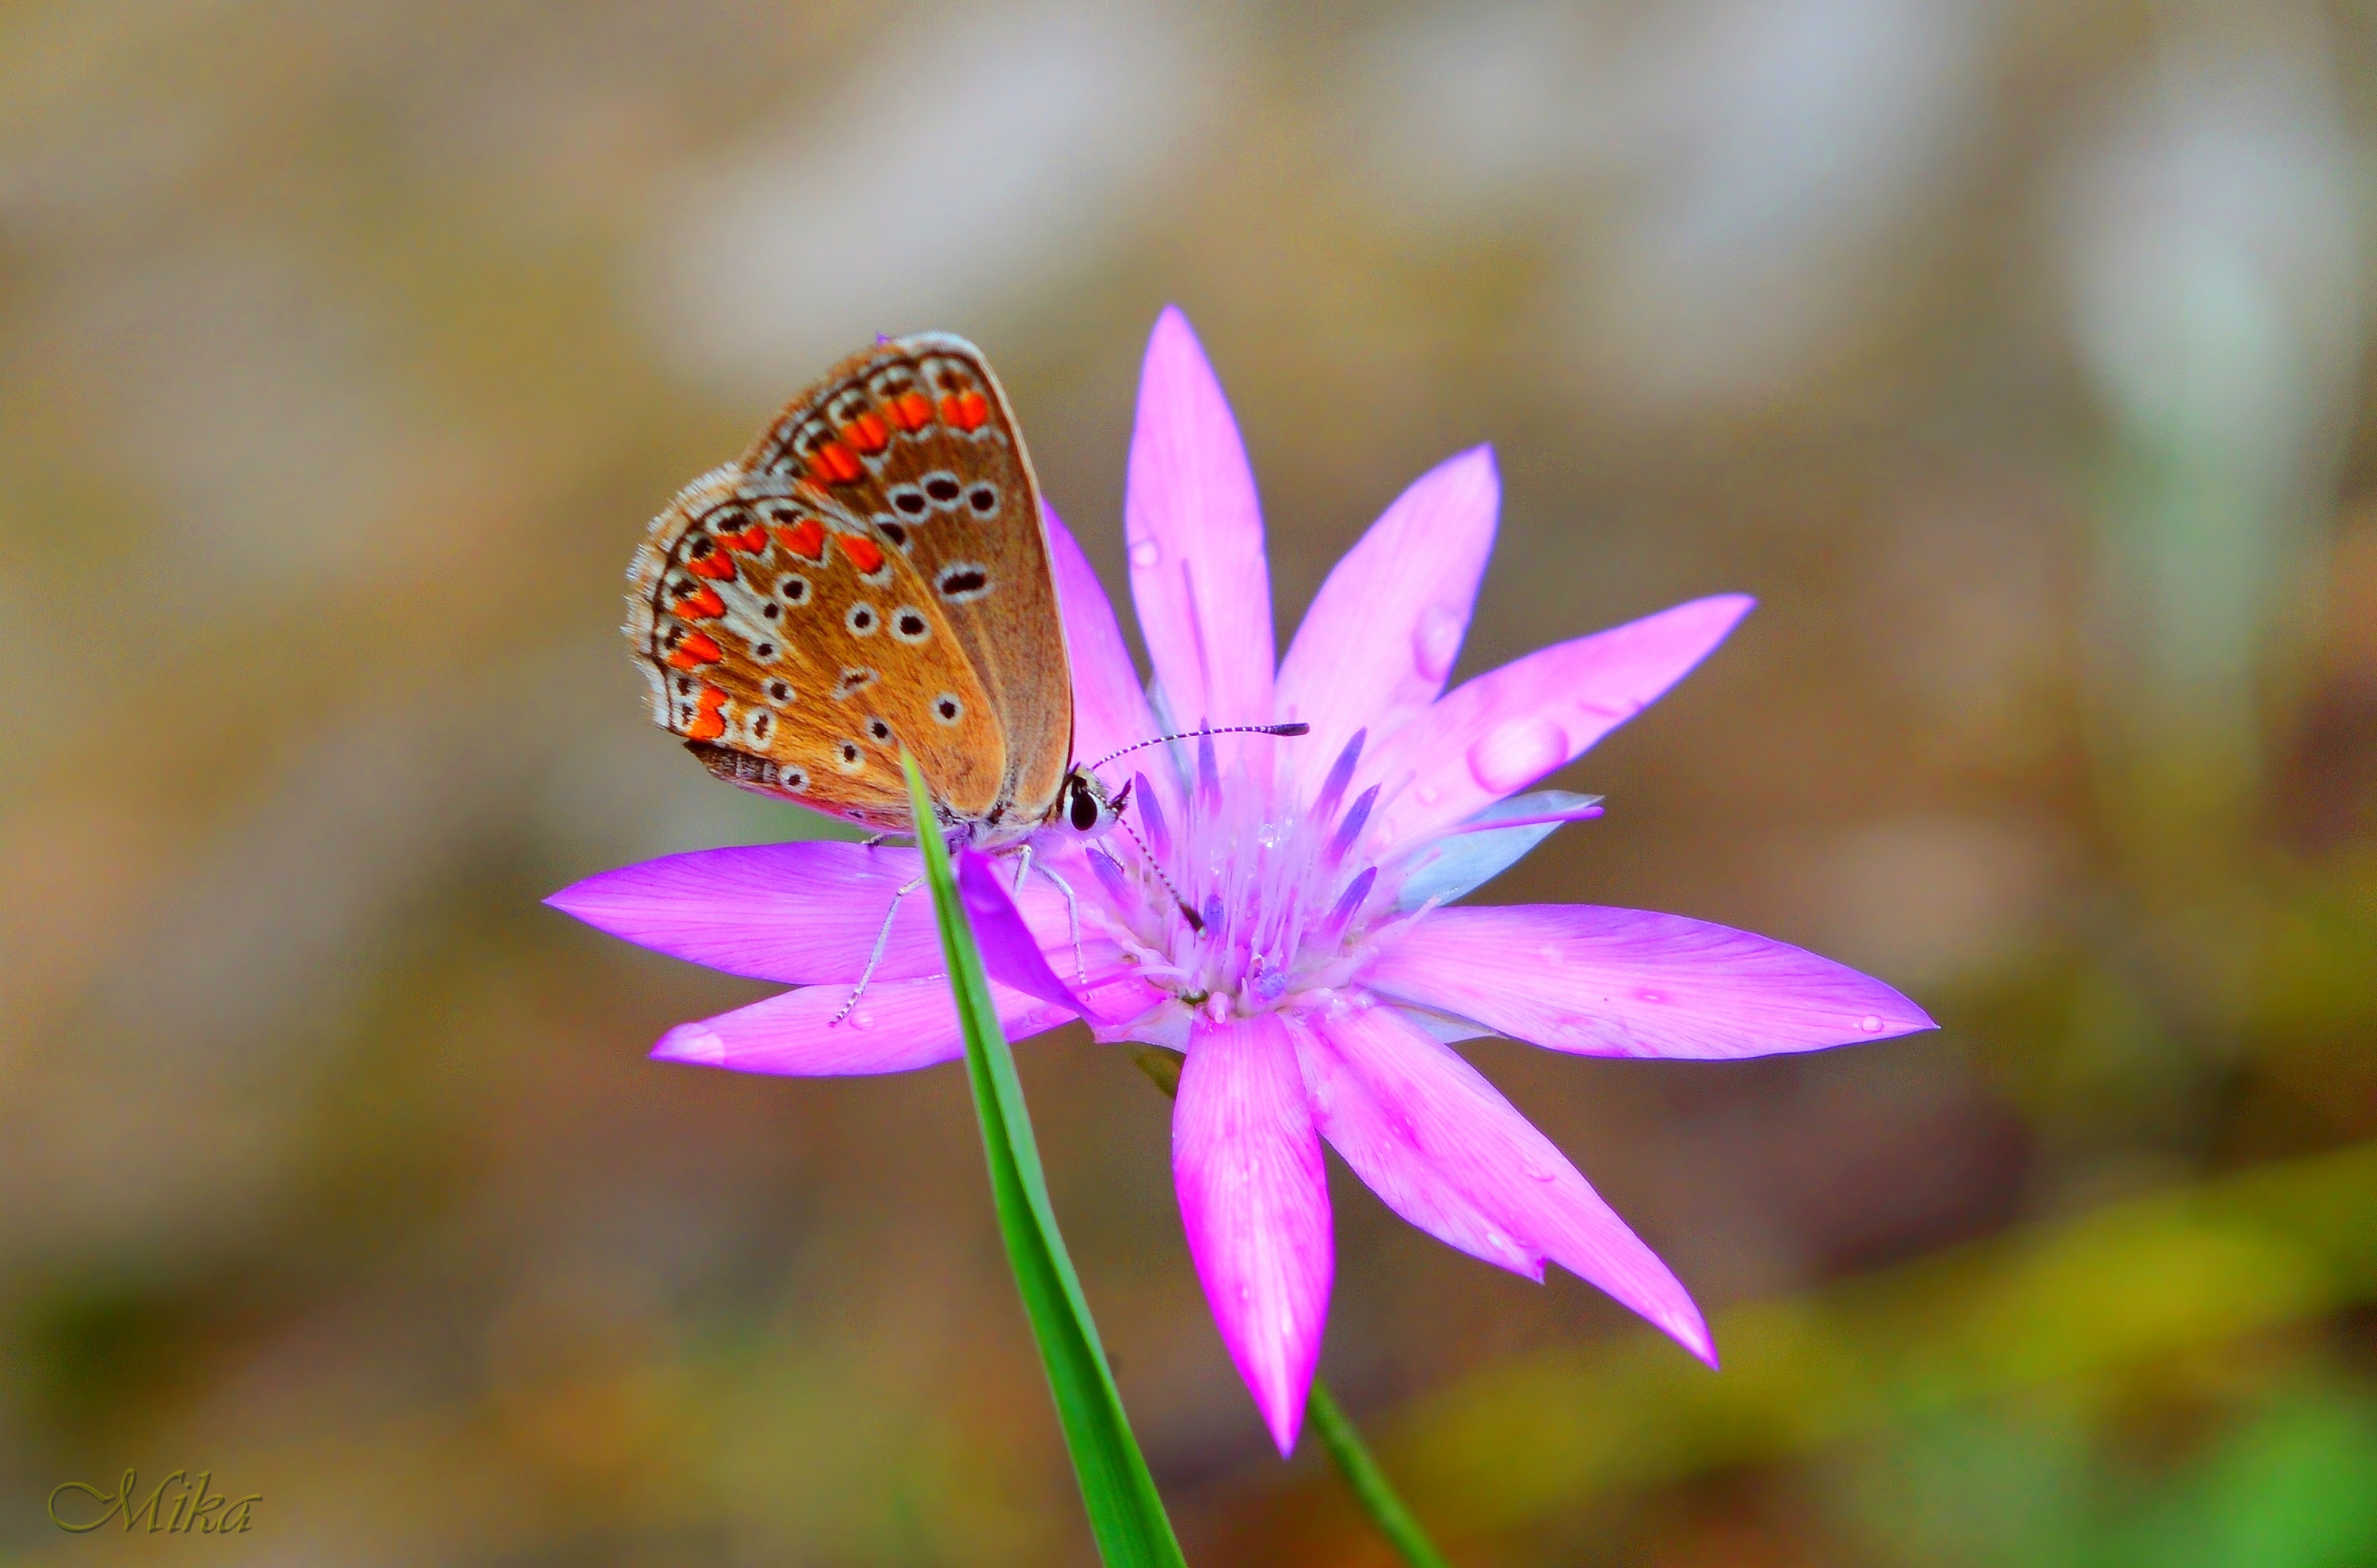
[626,464,1004,834]
[739,334,1073,830]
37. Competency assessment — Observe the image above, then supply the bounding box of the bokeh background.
[4,2,2376,1563]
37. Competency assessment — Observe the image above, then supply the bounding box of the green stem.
[1306,1381,1454,1568]
[1128,1044,1455,1568]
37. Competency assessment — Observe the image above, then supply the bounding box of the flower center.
[1089,731,1398,1018]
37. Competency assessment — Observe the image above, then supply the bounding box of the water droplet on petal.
[849,1011,873,1030]
[1412,604,1464,682]
[1129,538,1161,569]
[1520,1156,1558,1182]
[1860,1014,1885,1032]
[1468,715,1567,795]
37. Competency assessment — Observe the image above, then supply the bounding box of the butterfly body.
[626,334,1093,849]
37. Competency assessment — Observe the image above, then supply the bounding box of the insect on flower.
[551,307,1934,1454]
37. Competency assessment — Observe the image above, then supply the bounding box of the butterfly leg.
[1033,862,1089,984]
[833,874,926,1025]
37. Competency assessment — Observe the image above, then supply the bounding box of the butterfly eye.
[891,608,930,645]
[933,694,963,726]
[1070,785,1101,833]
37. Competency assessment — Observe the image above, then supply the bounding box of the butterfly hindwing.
[626,465,1004,834]
[738,334,1074,829]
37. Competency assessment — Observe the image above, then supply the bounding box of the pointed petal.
[1047,506,1158,782]
[1393,790,1601,913]
[1173,1013,1332,1454]
[1360,595,1755,855]
[1285,1013,1543,1278]
[1125,307,1276,765]
[547,844,940,985]
[1362,905,1936,1059]
[1304,1001,1712,1364]
[956,849,1089,1019]
[1276,447,1499,796]
[651,975,1074,1075]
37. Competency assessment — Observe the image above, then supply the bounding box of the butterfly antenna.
[1085,722,1309,774]
[1110,813,1204,933]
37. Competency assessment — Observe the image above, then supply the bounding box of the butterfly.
[626,332,1127,848]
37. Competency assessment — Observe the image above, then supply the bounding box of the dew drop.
[1129,538,1161,569]
[1467,715,1567,794]
[1412,603,1464,682]
[1860,1014,1885,1033]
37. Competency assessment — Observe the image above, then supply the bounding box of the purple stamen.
[1197,731,1222,811]
[1320,866,1378,940]
[1313,729,1366,824]
[1134,773,1169,857]
[1330,784,1379,862]
[1086,845,1131,903]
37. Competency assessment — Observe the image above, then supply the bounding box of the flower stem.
[1304,1380,1453,1568]
[1127,1044,1456,1567]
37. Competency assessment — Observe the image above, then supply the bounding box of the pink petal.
[651,975,1074,1075]
[1362,906,1937,1059]
[1125,307,1276,771]
[1299,1000,1713,1365]
[1173,1013,1332,1454]
[547,844,940,985]
[548,843,1126,991]
[1047,505,1159,783]
[1047,507,1184,825]
[1275,447,1499,797]
[956,849,1090,1019]
[1360,595,1756,856]
[1284,1013,1543,1279]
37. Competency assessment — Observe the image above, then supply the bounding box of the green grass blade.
[901,754,1186,1567]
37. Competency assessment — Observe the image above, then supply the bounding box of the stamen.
[1312,728,1366,824]
[1133,773,1170,858]
[1196,732,1221,812]
[1318,866,1378,941]
[1330,784,1379,862]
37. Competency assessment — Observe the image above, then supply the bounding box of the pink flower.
[549,308,1933,1455]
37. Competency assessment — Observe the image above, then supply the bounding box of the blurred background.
[3,2,2375,1562]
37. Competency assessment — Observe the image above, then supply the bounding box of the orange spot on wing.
[687,551,736,581]
[810,442,864,484]
[723,524,769,553]
[667,631,723,670]
[677,584,725,619]
[776,517,827,560]
[940,391,989,431]
[686,685,728,741]
[837,534,886,575]
[841,412,890,453]
[890,392,933,431]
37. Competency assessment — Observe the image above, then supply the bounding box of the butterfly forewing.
[627,465,1004,833]
[739,334,1073,829]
